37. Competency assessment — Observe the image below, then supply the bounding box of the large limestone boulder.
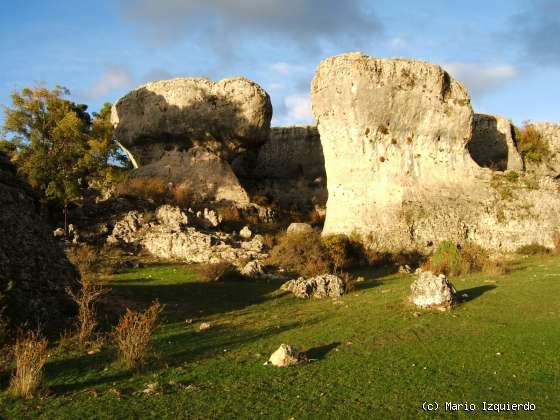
[311,52,560,252]
[112,77,272,166]
[525,122,560,178]
[470,114,524,172]
[410,271,456,310]
[0,153,78,330]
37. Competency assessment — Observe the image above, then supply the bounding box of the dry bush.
[172,184,193,207]
[516,123,550,163]
[9,331,49,398]
[196,262,242,282]
[66,276,110,348]
[268,231,331,277]
[553,231,560,255]
[516,243,551,255]
[117,177,169,202]
[482,256,512,276]
[340,272,356,293]
[113,301,162,369]
[67,245,100,276]
[321,234,358,272]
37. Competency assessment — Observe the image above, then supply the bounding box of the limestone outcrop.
[0,153,78,329]
[281,274,345,299]
[311,52,560,252]
[471,114,524,171]
[245,126,327,210]
[106,204,266,265]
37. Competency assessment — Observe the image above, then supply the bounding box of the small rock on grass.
[199,322,211,331]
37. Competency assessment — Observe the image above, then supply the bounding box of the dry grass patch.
[516,243,551,255]
[113,300,163,369]
[117,177,169,203]
[9,331,49,398]
[195,262,243,282]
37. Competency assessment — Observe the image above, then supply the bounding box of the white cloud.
[443,62,518,97]
[388,36,407,48]
[283,93,314,124]
[83,66,133,99]
[270,62,307,75]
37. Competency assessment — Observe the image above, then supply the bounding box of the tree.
[2,86,129,235]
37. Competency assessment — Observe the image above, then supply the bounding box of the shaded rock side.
[311,52,560,252]
[111,77,272,166]
[0,153,77,329]
[132,147,250,205]
[470,114,524,172]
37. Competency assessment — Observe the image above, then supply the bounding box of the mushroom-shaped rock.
[111,77,272,167]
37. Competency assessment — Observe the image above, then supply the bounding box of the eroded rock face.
[0,153,77,329]
[470,114,524,172]
[311,52,560,251]
[281,274,345,299]
[410,271,456,310]
[526,122,560,178]
[112,77,272,166]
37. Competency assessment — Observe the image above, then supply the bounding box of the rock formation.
[410,271,456,310]
[112,77,272,205]
[0,153,78,329]
[311,52,560,252]
[266,344,302,367]
[470,114,524,171]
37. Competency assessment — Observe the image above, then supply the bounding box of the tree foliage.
[1,86,130,231]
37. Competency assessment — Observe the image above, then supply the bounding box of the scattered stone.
[199,322,212,331]
[399,265,412,274]
[142,382,160,395]
[53,227,65,238]
[240,260,264,278]
[266,344,302,367]
[281,274,345,299]
[239,225,252,239]
[185,319,193,326]
[410,271,457,310]
[286,222,314,236]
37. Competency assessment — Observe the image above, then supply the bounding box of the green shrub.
[422,241,507,277]
[321,234,356,272]
[516,243,551,255]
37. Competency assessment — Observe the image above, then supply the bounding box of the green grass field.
[1,256,560,419]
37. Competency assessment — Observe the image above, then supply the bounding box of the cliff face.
[0,153,78,329]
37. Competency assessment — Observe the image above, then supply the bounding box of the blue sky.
[1,0,559,126]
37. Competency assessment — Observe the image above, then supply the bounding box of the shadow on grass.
[108,277,286,323]
[458,285,497,302]
[305,342,341,360]
[45,317,325,394]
